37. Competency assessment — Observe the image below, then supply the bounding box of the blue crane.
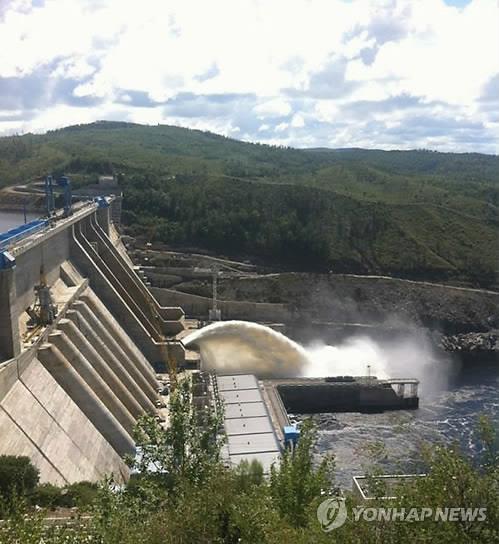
[44,175,55,217]
[57,175,73,217]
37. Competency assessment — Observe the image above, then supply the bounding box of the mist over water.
[184,320,497,487]
[183,320,450,394]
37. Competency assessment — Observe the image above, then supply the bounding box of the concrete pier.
[38,342,135,457]
[51,324,137,433]
[264,377,419,414]
[72,301,158,410]
[80,293,159,393]
[64,309,145,418]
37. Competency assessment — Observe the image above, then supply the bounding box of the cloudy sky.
[0,0,497,152]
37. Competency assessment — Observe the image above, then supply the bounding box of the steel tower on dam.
[0,198,186,484]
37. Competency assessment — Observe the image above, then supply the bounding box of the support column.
[71,302,157,411]
[96,207,110,236]
[65,309,146,417]
[78,294,159,394]
[50,330,136,436]
[0,265,20,360]
[57,318,137,431]
[38,342,134,456]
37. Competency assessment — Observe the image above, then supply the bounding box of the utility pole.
[45,175,55,217]
[209,265,221,321]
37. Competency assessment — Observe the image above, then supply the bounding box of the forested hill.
[0,121,498,286]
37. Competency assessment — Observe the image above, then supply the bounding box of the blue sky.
[444,0,472,6]
[0,0,497,153]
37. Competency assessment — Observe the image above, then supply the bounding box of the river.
[0,210,40,232]
[300,358,499,488]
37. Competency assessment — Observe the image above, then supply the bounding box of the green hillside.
[0,121,497,285]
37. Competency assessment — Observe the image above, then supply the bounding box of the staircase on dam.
[0,199,187,484]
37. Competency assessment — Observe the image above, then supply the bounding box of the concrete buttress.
[64,309,145,418]
[56,318,137,433]
[71,301,158,411]
[38,339,135,456]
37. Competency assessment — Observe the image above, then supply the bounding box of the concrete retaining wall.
[14,227,71,312]
[151,286,292,322]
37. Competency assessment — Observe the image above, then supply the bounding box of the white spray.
[184,320,450,394]
[184,320,309,377]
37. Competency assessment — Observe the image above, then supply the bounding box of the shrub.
[0,456,39,501]
[64,481,99,508]
[29,481,98,510]
[31,483,62,509]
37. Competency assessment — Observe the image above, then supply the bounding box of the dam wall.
[151,286,292,323]
[0,199,186,484]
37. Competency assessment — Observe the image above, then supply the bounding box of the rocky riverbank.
[441,331,498,356]
[130,245,499,360]
[169,271,498,333]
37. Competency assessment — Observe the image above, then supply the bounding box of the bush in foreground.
[0,378,497,543]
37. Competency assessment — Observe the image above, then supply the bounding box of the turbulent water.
[184,320,499,488]
[184,320,309,377]
[183,320,450,393]
[310,361,499,488]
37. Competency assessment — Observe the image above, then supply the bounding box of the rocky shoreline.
[441,331,498,357]
[130,245,499,361]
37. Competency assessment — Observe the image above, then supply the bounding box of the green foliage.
[0,455,39,507]
[0,406,498,543]
[31,481,98,510]
[233,459,265,492]
[467,257,498,288]
[63,482,99,509]
[31,483,62,509]
[129,376,224,495]
[478,413,499,469]
[270,420,335,527]
[0,122,498,284]
[0,496,47,544]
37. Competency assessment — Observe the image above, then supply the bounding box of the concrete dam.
[0,196,421,486]
[0,199,186,485]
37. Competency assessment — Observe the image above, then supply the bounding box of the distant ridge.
[0,121,497,286]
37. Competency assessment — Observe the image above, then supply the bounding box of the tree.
[129,375,224,493]
[0,456,39,505]
[270,420,335,528]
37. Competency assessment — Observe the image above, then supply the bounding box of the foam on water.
[184,320,498,487]
[183,320,448,392]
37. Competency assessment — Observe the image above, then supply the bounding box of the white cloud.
[275,122,289,132]
[0,0,496,153]
[291,113,305,128]
[253,98,292,119]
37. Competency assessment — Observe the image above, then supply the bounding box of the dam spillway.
[0,199,186,484]
[210,372,419,473]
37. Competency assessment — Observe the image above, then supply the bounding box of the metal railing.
[0,219,48,250]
